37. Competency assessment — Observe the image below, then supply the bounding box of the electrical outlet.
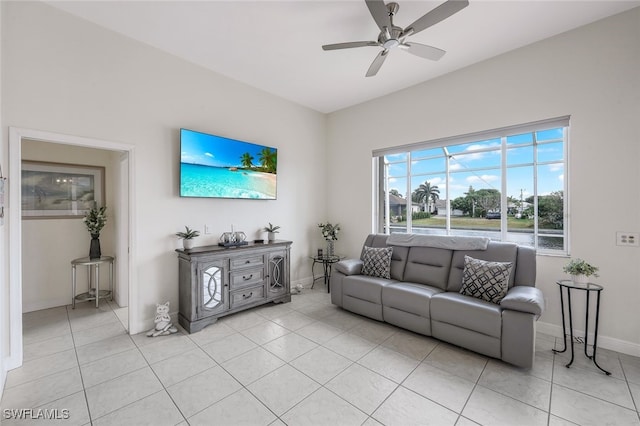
[204,224,212,235]
[616,232,639,247]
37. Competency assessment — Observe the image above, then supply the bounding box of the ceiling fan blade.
[401,42,446,61]
[365,0,391,31]
[366,50,389,77]
[403,0,469,36]
[322,41,379,51]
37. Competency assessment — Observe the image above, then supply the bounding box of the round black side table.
[552,279,611,375]
[310,255,343,293]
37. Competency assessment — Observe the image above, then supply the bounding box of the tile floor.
[2,286,640,425]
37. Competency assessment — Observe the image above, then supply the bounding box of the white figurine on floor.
[147,301,178,337]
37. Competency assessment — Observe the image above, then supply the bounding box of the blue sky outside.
[181,129,276,168]
[386,128,564,202]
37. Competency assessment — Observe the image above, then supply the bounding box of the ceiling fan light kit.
[322,0,469,77]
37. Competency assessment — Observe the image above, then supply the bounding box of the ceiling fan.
[322,0,469,77]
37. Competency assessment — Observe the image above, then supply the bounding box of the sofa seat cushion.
[382,282,442,317]
[343,275,396,304]
[431,292,502,338]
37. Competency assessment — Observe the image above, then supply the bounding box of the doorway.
[6,127,136,370]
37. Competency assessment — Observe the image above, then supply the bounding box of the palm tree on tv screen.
[240,152,254,169]
[258,148,277,174]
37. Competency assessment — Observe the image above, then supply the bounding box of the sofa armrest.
[335,259,363,276]
[500,286,545,316]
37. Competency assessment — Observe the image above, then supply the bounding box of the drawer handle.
[243,274,253,281]
[243,292,253,299]
[245,260,251,264]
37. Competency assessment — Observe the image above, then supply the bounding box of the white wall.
[2,1,327,334]
[327,8,640,354]
[21,140,118,312]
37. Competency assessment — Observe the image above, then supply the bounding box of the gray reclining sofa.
[331,233,544,368]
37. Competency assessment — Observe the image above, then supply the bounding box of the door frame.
[6,127,137,370]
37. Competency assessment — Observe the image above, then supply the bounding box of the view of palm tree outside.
[378,124,567,253]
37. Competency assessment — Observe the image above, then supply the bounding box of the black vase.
[89,234,101,259]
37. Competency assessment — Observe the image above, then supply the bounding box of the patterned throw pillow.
[459,255,513,304]
[361,246,393,279]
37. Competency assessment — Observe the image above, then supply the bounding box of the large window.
[373,117,569,254]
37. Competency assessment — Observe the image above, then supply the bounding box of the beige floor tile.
[463,385,548,426]
[326,363,397,414]
[262,333,318,362]
[381,330,439,361]
[318,309,366,331]
[22,319,71,346]
[550,384,640,426]
[188,388,276,426]
[22,306,68,328]
[423,344,488,382]
[220,310,265,331]
[403,362,475,412]
[151,347,216,387]
[479,360,552,411]
[85,367,163,419]
[324,332,377,361]
[349,320,397,344]
[621,353,640,385]
[281,387,368,426]
[373,386,458,426]
[222,347,285,385]
[75,334,135,365]
[185,321,235,346]
[167,366,242,418]
[80,348,147,388]
[254,302,294,320]
[271,311,316,331]
[72,320,127,347]
[295,321,344,344]
[23,333,74,362]
[553,362,634,408]
[92,391,184,426]
[201,332,257,363]
[139,334,197,364]
[290,346,352,384]
[0,367,83,411]
[241,321,290,345]
[248,365,320,416]
[358,346,420,383]
[5,349,77,389]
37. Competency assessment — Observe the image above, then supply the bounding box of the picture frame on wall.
[21,161,105,219]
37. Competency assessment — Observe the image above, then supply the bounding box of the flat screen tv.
[180,129,277,200]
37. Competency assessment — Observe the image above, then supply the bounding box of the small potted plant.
[176,226,200,250]
[263,223,280,242]
[563,258,599,284]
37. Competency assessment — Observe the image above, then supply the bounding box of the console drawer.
[230,285,265,309]
[230,267,264,289]
[230,255,264,270]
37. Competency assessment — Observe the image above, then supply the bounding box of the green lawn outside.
[397,216,535,230]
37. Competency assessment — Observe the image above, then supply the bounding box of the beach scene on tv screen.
[180,130,277,199]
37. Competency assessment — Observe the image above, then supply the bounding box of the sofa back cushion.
[362,234,408,281]
[447,241,518,292]
[402,246,453,291]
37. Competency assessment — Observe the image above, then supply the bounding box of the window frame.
[372,117,570,255]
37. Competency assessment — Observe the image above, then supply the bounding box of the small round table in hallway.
[71,256,115,309]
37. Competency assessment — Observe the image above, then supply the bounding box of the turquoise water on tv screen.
[180,163,277,199]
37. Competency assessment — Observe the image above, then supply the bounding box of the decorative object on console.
[263,222,280,242]
[219,226,249,247]
[319,222,340,256]
[175,226,200,250]
[83,206,107,259]
[562,258,599,284]
[146,301,178,337]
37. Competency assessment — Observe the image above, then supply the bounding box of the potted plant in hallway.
[84,206,107,259]
[176,226,200,250]
[563,258,599,284]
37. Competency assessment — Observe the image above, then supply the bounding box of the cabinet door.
[267,251,288,298]
[197,259,227,317]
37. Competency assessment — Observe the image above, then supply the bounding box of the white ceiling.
[46,0,639,113]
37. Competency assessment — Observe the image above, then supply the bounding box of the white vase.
[268,232,276,242]
[183,239,195,250]
[571,274,589,284]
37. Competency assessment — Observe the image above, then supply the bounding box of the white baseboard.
[537,321,640,357]
[23,298,70,313]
